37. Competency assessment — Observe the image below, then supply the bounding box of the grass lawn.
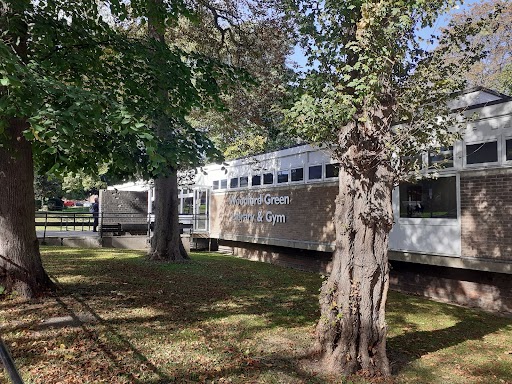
[1,247,511,384]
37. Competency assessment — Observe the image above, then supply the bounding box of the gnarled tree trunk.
[315,104,395,377]
[0,119,55,298]
[149,168,189,261]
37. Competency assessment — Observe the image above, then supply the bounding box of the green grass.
[1,247,511,384]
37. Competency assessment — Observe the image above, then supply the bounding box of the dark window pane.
[325,163,340,178]
[240,176,248,187]
[277,170,289,183]
[291,168,304,182]
[251,175,261,186]
[220,179,227,189]
[230,178,239,188]
[399,176,457,219]
[263,172,274,185]
[466,142,498,164]
[506,139,512,161]
[212,181,219,190]
[429,146,454,168]
[309,165,322,180]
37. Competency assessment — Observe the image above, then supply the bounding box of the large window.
[212,180,219,190]
[399,176,457,218]
[466,141,498,164]
[239,176,248,188]
[428,146,454,169]
[220,179,227,189]
[230,177,239,189]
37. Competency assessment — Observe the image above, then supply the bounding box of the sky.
[289,0,484,71]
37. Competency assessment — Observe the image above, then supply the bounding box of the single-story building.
[105,87,512,313]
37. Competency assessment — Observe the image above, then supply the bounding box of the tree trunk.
[146,0,188,262]
[149,168,189,261]
[0,119,55,298]
[315,107,395,376]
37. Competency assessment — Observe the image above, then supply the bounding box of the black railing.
[0,338,24,384]
[35,212,209,238]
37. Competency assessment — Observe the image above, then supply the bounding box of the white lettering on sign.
[233,212,256,222]
[229,194,289,225]
[265,211,286,225]
[229,193,290,206]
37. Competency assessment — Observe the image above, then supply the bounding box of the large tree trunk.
[315,106,395,376]
[149,168,189,261]
[0,119,55,298]
[146,0,188,262]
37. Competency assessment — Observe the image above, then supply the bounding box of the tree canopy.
[446,0,511,94]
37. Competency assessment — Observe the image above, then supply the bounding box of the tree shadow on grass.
[2,248,324,383]
[387,292,512,377]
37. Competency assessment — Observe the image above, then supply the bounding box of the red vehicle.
[63,200,75,207]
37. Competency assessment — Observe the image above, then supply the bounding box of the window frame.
[239,175,249,188]
[263,171,275,186]
[250,173,262,188]
[325,162,340,179]
[503,135,512,163]
[464,139,499,167]
[307,163,323,182]
[277,169,290,184]
[290,167,305,183]
[397,175,459,222]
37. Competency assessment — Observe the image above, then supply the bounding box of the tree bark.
[146,0,189,262]
[315,105,395,377]
[0,119,55,298]
[149,168,189,261]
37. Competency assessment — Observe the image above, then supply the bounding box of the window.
[263,172,274,185]
[277,170,289,183]
[506,139,512,161]
[239,176,248,188]
[181,197,193,214]
[220,179,227,189]
[466,141,498,164]
[428,146,454,169]
[309,165,322,180]
[230,177,239,189]
[325,163,340,178]
[212,180,219,190]
[291,167,304,182]
[251,174,261,187]
[399,176,457,219]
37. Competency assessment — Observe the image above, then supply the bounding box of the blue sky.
[289,0,483,70]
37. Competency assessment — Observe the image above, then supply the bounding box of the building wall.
[99,190,148,226]
[461,168,512,261]
[210,183,338,251]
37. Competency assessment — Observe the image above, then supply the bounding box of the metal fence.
[35,212,209,237]
[0,337,24,384]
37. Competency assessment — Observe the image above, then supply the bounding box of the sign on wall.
[229,193,289,225]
